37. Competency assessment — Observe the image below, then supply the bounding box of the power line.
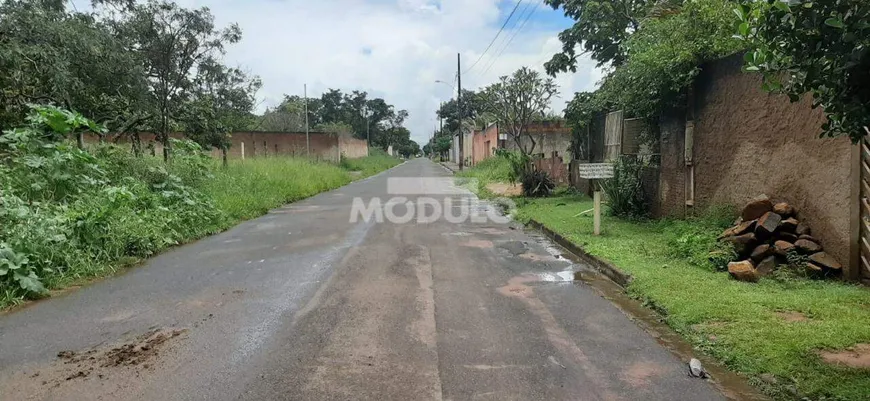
[463,0,524,75]
[479,0,540,77]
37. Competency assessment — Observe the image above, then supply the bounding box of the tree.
[736,0,870,142]
[436,89,487,133]
[482,67,559,159]
[257,95,319,132]
[542,0,655,73]
[0,0,148,143]
[184,59,261,165]
[113,0,242,160]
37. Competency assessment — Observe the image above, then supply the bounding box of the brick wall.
[472,123,499,165]
[86,131,368,162]
[658,53,854,267]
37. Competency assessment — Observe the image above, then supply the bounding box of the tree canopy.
[0,0,261,158]
[482,67,559,157]
[737,0,870,141]
[256,89,418,155]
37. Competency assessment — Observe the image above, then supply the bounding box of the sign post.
[577,163,614,236]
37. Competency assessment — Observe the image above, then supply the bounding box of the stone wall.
[658,53,855,267]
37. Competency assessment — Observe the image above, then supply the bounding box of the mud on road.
[0,327,187,400]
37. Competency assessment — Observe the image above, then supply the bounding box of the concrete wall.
[88,131,368,163]
[658,53,854,266]
[504,120,571,162]
[463,131,474,167]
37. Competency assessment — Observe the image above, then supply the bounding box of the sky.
[111,0,605,146]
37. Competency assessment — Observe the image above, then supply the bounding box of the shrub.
[601,156,647,218]
[0,106,222,303]
[521,169,555,197]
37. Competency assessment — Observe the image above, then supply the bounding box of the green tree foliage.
[0,0,148,134]
[258,89,419,155]
[482,67,559,158]
[559,0,742,143]
[184,59,262,164]
[736,0,870,142]
[0,0,259,156]
[543,0,656,72]
[111,0,244,160]
[436,89,488,133]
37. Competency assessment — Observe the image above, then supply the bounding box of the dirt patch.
[774,311,809,323]
[485,182,522,197]
[20,328,186,388]
[818,344,870,369]
[101,329,185,367]
[460,239,494,249]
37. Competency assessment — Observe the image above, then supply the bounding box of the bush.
[0,106,224,304]
[521,169,555,197]
[0,106,386,307]
[601,156,647,218]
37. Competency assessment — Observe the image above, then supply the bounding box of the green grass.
[456,155,514,184]
[1,148,401,309]
[515,195,870,401]
[340,150,402,178]
[204,157,353,223]
[455,155,517,198]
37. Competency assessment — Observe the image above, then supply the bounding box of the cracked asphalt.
[0,158,727,400]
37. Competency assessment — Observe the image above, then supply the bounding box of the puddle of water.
[524,228,769,401]
[535,270,577,283]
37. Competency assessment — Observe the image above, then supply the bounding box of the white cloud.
[172,0,601,145]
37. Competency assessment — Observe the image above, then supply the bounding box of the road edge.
[525,219,633,287]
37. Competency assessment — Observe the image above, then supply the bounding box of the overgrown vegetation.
[600,156,648,218]
[0,107,396,308]
[456,151,516,184]
[339,149,402,178]
[520,170,555,197]
[516,195,870,400]
[553,0,742,135]
[551,0,869,143]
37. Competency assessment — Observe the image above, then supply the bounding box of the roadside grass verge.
[340,150,402,178]
[455,155,516,198]
[1,137,399,309]
[515,195,870,401]
[204,157,351,223]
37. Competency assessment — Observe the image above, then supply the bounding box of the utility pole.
[304,84,310,157]
[365,106,370,156]
[457,53,463,170]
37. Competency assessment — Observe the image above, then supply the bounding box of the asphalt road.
[0,158,726,400]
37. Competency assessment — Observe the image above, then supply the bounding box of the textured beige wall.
[688,54,853,266]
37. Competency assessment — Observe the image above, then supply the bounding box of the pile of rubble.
[718,195,842,282]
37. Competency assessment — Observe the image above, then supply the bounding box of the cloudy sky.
[139,0,604,145]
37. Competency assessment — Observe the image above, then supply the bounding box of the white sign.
[577,163,614,179]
